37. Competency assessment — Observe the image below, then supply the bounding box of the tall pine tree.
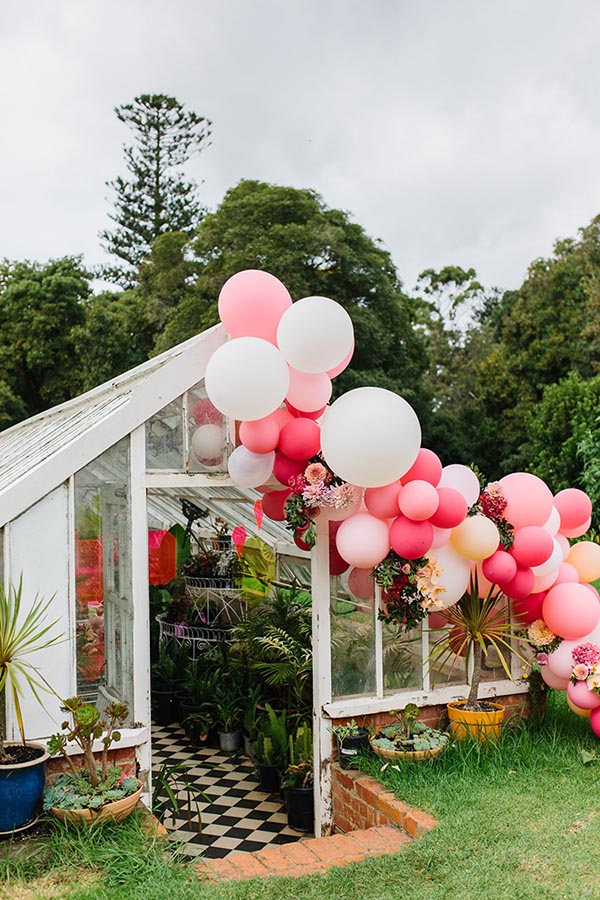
[100,94,211,285]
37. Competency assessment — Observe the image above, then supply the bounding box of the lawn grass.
[3,693,600,900]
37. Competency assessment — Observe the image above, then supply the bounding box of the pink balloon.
[511,591,546,626]
[286,367,332,413]
[429,487,468,529]
[218,270,292,344]
[272,406,294,429]
[431,526,451,549]
[533,571,561,594]
[500,566,535,601]
[561,516,592,538]
[498,472,554,529]
[336,512,391,568]
[555,562,580,584]
[262,489,291,521]
[348,567,375,601]
[285,401,327,420]
[398,480,439,521]
[556,534,570,559]
[590,706,600,738]
[542,582,600,640]
[567,680,600,710]
[192,397,223,426]
[364,482,402,519]
[327,341,355,378]
[554,488,593,532]
[482,549,518,585]
[273,451,307,486]
[239,413,281,454]
[540,666,569,691]
[546,639,578,679]
[279,419,321,461]
[389,515,434,560]
[401,448,443,487]
[510,526,554,568]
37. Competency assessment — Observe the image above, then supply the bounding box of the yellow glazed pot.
[447,701,505,742]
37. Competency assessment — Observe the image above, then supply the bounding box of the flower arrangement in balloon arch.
[284,460,360,548]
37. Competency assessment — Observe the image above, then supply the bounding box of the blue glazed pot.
[0,742,49,834]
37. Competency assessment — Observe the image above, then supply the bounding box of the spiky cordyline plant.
[0,576,63,759]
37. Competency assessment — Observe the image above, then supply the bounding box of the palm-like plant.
[0,577,63,759]
[251,626,312,720]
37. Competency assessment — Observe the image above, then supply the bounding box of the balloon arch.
[194,269,600,739]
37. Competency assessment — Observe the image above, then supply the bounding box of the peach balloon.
[567,541,600,583]
[566,695,592,718]
[450,515,500,561]
[499,472,554,529]
[398,480,439,521]
[540,666,569,691]
[364,482,402,519]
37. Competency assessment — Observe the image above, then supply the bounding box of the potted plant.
[0,577,63,834]
[151,639,187,726]
[254,703,288,793]
[214,681,244,752]
[369,704,449,760]
[242,683,263,760]
[44,697,142,824]
[328,718,370,769]
[281,722,313,832]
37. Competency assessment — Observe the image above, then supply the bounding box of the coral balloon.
[205,337,290,420]
[500,566,535,601]
[398,480,439,521]
[285,401,327,420]
[561,517,592,539]
[279,418,321,461]
[450,515,499,561]
[542,582,600,640]
[239,414,281,454]
[438,464,481,507]
[540,666,569,690]
[482,549,518,585]
[554,488,593,533]
[566,696,592,718]
[262,489,291,521]
[554,562,580,584]
[286,367,332,413]
[567,541,600,583]
[510,526,554,568]
[218,270,292,344]
[320,387,421,488]
[227,446,275,488]
[567,680,600,710]
[429,487,468,529]
[498,472,554,529]
[348,567,375,602]
[401,448,443,487]
[511,591,546,626]
[364,482,402,519]
[273,451,307,486]
[390,515,434,560]
[277,296,354,374]
[335,512,391,569]
[427,543,471,609]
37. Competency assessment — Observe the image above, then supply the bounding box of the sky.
[2,0,600,294]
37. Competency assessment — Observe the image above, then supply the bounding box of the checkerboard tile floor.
[152,722,310,859]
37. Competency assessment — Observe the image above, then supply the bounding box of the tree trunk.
[466,641,483,710]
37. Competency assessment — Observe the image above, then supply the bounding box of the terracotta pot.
[447,700,505,742]
[51,780,143,825]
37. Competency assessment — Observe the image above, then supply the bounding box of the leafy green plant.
[151,759,210,832]
[151,639,187,692]
[242,683,264,740]
[255,703,288,767]
[43,767,139,812]
[0,576,63,759]
[282,722,313,789]
[328,719,365,745]
[214,681,244,733]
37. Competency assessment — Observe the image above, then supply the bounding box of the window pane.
[332,579,376,700]
[146,396,184,470]
[186,384,228,473]
[383,623,422,693]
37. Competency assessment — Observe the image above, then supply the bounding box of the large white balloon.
[227,446,275,488]
[320,387,421,488]
[191,424,223,464]
[438,464,481,507]
[276,296,354,374]
[205,337,290,420]
[427,543,471,609]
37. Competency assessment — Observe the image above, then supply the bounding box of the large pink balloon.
[567,680,600,710]
[429,487,468,529]
[398,480,439,521]
[511,591,546,626]
[498,472,554,529]
[542,582,600,640]
[554,562,580,585]
[510,526,554,568]
[401,448,443,487]
[554,488,593,533]
[336,512,391,568]
[500,566,535,601]
[540,666,569,690]
[590,706,600,738]
[390,515,434,560]
[218,270,292,344]
[286,367,332,413]
[364,482,402,519]
[279,418,321,461]
[546,639,578,679]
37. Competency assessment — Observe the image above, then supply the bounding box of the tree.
[100,94,211,285]
[155,180,428,410]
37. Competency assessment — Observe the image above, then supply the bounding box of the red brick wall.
[46,746,138,781]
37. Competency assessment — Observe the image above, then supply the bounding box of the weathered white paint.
[8,486,72,740]
[311,516,333,838]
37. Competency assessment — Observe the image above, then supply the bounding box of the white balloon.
[427,543,471,609]
[543,506,561,536]
[531,539,563,577]
[320,387,421,488]
[191,424,223,463]
[228,446,275,488]
[205,337,290,421]
[276,296,354,374]
[438,464,481,507]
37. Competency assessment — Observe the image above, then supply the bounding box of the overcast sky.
[2,0,600,293]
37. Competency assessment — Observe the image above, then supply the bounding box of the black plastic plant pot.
[257,762,281,794]
[151,690,177,726]
[338,729,370,769]
[284,785,314,832]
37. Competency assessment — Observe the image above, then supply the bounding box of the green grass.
[3,694,600,900]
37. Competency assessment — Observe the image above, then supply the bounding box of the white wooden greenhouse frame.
[0,323,526,836]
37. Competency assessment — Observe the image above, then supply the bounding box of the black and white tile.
[152,722,309,858]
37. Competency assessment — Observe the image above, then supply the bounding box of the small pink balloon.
[498,472,554,529]
[482,549,518,585]
[348,567,375,601]
[590,705,600,738]
[429,487,468,529]
[567,680,600,710]
[218,270,292,344]
[272,406,295,429]
[561,516,592,538]
[401,448,443,487]
[286,367,332,413]
[273,450,307,486]
[336,512,391,568]
[326,340,354,378]
[554,488,593,532]
[390,515,434,560]
[511,591,546,626]
[364,482,403,519]
[500,566,535,600]
[533,571,560,593]
[398,480,440,521]
[279,418,321,461]
[510,526,554,568]
[239,413,281,454]
[543,582,600,640]
[262,489,291,521]
[540,666,569,691]
[546,639,578,679]
[431,526,452,549]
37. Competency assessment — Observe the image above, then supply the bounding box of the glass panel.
[74,438,133,719]
[424,620,466,689]
[186,384,228,473]
[146,396,184,470]
[383,623,422,693]
[332,576,376,700]
[480,596,513,683]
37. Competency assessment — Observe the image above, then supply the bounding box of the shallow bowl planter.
[0,742,49,834]
[50,779,143,826]
[447,700,505,742]
[369,738,445,763]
